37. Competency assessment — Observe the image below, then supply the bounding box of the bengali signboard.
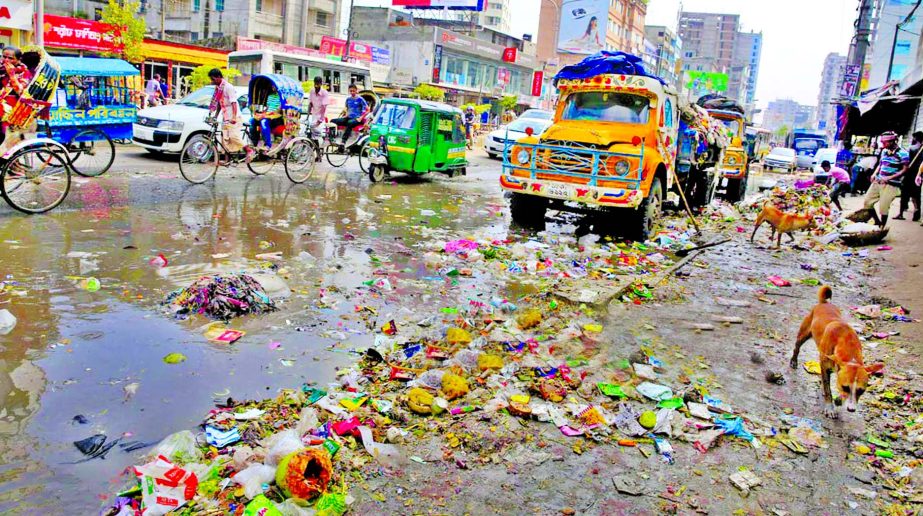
[839,64,861,98]
[43,14,122,53]
[531,70,544,97]
[556,0,608,55]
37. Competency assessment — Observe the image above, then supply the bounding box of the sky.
[348,0,857,110]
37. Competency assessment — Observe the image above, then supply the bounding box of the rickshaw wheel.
[369,164,387,183]
[1,146,71,214]
[68,128,115,177]
[284,139,317,184]
[325,143,349,168]
[179,135,218,184]
[247,153,276,176]
[357,141,374,174]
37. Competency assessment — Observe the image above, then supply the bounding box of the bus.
[228,49,373,117]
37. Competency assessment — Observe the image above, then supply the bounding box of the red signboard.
[43,14,123,53]
[502,47,517,63]
[237,37,331,60]
[531,70,544,97]
[319,36,373,62]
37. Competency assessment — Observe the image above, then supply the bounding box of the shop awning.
[55,57,139,77]
[141,39,229,68]
[842,79,923,138]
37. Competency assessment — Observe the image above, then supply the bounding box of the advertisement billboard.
[839,64,861,98]
[685,71,728,93]
[44,14,123,53]
[556,0,608,55]
[393,0,486,10]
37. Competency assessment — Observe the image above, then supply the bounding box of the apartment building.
[816,53,847,132]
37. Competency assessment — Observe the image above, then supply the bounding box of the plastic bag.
[277,498,315,516]
[410,369,445,390]
[264,429,305,466]
[713,416,754,441]
[358,425,405,468]
[243,495,283,516]
[636,382,673,401]
[151,430,201,463]
[234,463,276,499]
[295,407,320,437]
[134,455,199,516]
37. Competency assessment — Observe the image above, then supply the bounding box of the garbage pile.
[164,274,277,320]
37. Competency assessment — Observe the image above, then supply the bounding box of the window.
[663,99,674,128]
[255,0,262,11]
[192,0,199,11]
[316,11,328,26]
[375,103,416,129]
[562,92,650,124]
[216,0,224,11]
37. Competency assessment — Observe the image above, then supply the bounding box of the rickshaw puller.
[207,68,254,162]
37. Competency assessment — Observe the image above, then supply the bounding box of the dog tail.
[818,285,832,303]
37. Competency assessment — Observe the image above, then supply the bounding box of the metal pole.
[161,0,166,40]
[343,0,356,60]
[35,0,44,45]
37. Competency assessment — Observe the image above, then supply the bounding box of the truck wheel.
[627,177,662,241]
[509,192,547,229]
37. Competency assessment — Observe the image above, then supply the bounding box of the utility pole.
[845,0,874,95]
[161,0,167,40]
[35,0,44,45]
[343,0,356,61]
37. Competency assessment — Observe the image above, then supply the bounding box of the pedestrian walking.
[862,131,909,227]
[820,160,850,211]
[464,106,476,150]
[895,131,922,221]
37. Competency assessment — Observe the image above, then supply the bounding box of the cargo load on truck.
[674,103,730,208]
[695,94,750,202]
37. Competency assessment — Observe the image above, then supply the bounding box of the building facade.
[352,7,540,106]
[643,25,681,88]
[605,0,647,56]
[45,0,341,48]
[763,99,816,133]
[866,0,923,88]
[678,12,739,73]
[733,31,762,105]
[453,0,511,35]
[816,53,847,133]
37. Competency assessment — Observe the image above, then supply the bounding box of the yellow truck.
[500,53,679,240]
[696,95,749,202]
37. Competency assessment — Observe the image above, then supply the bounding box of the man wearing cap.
[863,131,909,227]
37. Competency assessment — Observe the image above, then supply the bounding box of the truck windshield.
[793,139,822,153]
[374,103,416,129]
[716,118,741,138]
[562,92,649,124]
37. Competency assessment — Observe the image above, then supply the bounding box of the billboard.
[556,0,608,55]
[393,0,486,10]
[685,71,728,93]
[839,64,861,97]
[44,14,123,53]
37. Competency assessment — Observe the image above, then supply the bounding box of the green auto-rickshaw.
[367,98,468,182]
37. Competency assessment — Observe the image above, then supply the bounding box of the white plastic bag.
[151,430,201,462]
[263,429,304,466]
[358,426,405,468]
[294,407,320,437]
[134,455,199,516]
[233,463,276,499]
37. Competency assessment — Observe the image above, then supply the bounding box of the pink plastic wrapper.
[444,239,479,253]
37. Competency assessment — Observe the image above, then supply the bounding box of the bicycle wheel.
[325,143,349,168]
[284,138,317,183]
[68,128,115,177]
[357,141,375,174]
[1,146,71,214]
[246,153,276,176]
[179,134,218,184]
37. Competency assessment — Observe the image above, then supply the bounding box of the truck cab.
[500,62,678,240]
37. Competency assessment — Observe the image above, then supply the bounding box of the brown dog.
[790,286,884,418]
[750,203,816,248]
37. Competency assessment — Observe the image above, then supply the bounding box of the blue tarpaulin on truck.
[553,51,667,87]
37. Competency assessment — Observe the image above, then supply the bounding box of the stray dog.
[790,286,884,418]
[750,203,816,248]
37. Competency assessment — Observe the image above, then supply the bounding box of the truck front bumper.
[500,174,644,208]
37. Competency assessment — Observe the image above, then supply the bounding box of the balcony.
[252,11,284,40]
[311,0,336,14]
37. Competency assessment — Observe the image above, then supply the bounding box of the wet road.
[0,146,783,513]
[0,147,512,513]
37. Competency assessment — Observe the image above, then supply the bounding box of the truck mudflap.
[499,136,647,208]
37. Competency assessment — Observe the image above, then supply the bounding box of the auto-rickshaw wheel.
[369,164,387,183]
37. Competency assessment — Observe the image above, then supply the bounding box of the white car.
[518,109,554,121]
[811,148,839,174]
[762,147,797,173]
[485,118,552,159]
[133,85,250,154]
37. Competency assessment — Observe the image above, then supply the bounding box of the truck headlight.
[158,120,184,131]
[614,159,630,176]
[516,149,531,165]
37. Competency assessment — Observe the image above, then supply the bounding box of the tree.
[186,65,241,91]
[412,84,445,102]
[774,124,791,144]
[499,95,518,111]
[100,0,146,63]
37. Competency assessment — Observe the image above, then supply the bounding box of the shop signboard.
[320,35,346,57]
[502,47,517,63]
[44,14,123,52]
[531,71,544,97]
[392,0,486,10]
[434,27,537,69]
[432,45,443,84]
[839,64,861,98]
[556,0,608,55]
[237,37,329,60]
[0,0,33,31]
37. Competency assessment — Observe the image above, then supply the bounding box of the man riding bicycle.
[207,68,253,162]
[331,84,368,148]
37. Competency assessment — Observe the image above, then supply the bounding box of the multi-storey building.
[453,0,511,35]
[644,25,681,88]
[763,99,816,133]
[606,0,647,56]
[45,0,341,48]
[733,31,762,105]
[816,53,847,133]
[678,11,739,73]
[865,0,923,87]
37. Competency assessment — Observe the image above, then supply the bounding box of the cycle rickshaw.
[0,48,72,214]
[179,74,316,184]
[39,56,139,177]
